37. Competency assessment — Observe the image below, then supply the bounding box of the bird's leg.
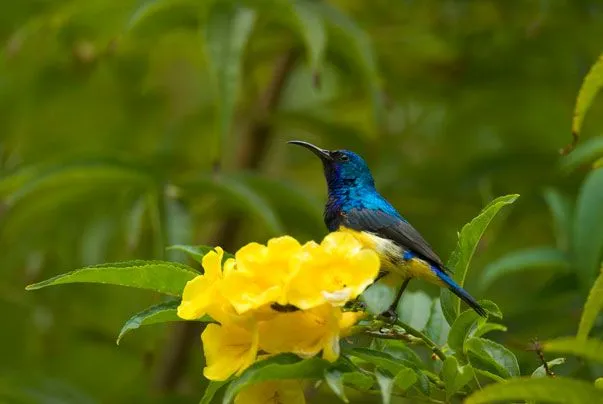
[380,278,411,324]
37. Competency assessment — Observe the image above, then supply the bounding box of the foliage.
[4,0,603,402]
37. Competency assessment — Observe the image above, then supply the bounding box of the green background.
[1,0,602,402]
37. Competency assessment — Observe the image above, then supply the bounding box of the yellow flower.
[222,236,302,313]
[286,232,380,310]
[258,304,345,362]
[234,380,305,404]
[202,322,259,381]
[177,247,227,320]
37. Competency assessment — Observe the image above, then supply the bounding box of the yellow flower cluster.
[177,232,380,382]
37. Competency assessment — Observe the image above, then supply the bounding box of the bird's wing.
[342,208,447,270]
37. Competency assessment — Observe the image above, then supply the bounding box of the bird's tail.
[433,266,487,317]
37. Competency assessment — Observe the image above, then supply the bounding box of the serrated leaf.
[205,3,256,164]
[448,310,480,354]
[543,188,573,250]
[375,368,394,404]
[561,137,603,172]
[479,247,570,292]
[466,377,603,404]
[441,194,519,324]
[543,337,603,364]
[465,337,519,379]
[578,266,603,340]
[424,297,450,346]
[478,300,503,319]
[571,53,603,147]
[199,381,228,404]
[25,260,198,296]
[573,168,603,289]
[324,368,348,403]
[442,356,474,399]
[531,357,566,378]
[179,174,284,235]
[473,323,507,338]
[393,368,417,391]
[222,354,329,404]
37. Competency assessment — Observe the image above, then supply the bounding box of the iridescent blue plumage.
[289,141,486,317]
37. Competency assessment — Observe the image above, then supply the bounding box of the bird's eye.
[332,152,349,162]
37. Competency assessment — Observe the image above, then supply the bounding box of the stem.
[363,319,447,361]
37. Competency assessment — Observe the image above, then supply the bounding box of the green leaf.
[578,266,603,340]
[543,337,603,364]
[341,372,374,391]
[347,348,406,375]
[398,290,432,331]
[465,337,519,379]
[324,368,348,403]
[441,194,519,324]
[392,368,417,391]
[222,354,329,404]
[596,378,603,389]
[166,245,214,263]
[205,3,256,164]
[3,160,154,206]
[25,260,198,296]
[465,377,603,404]
[360,274,398,315]
[375,368,394,404]
[370,339,424,369]
[116,300,209,344]
[543,188,573,250]
[531,357,566,378]
[571,53,603,148]
[473,323,507,338]
[126,0,192,31]
[448,310,480,354]
[473,369,505,383]
[442,356,474,399]
[290,0,326,75]
[573,168,603,289]
[235,173,324,238]
[478,300,503,319]
[479,247,570,292]
[424,297,450,346]
[561,136,603,172]
[315,2,384,129]
[179,174,284,235]
[199,381,228,404]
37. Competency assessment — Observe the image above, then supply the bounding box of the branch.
[364,319,447,362]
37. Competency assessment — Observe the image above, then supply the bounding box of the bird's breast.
[338,226,442,284]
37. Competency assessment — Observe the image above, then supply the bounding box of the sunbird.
[289,140,486,319]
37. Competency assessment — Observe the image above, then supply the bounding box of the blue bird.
[289,140,486,319]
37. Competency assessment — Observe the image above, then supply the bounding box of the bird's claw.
[379,308,398,324]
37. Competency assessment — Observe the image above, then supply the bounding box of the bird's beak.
[288,140,333,162]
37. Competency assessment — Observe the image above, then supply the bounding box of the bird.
[288,140,486,319]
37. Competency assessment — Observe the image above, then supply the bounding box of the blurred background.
[1,0,603,402]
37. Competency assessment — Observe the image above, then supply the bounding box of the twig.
[528,337,555,377]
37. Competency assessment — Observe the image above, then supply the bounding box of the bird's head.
[288,140,375,191]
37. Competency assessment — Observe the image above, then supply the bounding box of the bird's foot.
[378,307,398,324]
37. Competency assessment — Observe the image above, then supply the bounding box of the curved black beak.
[288,140,333,162]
